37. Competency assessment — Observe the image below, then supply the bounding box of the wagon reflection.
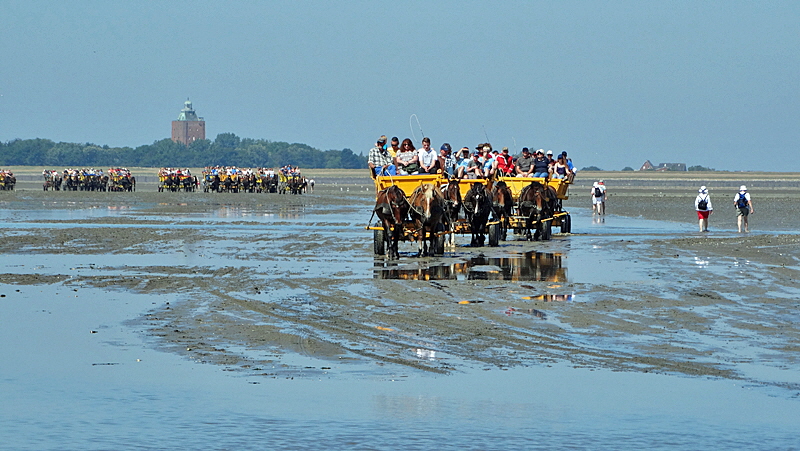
[374,251,566,282]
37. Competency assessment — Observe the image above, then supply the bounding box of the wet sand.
[2,173,798,395]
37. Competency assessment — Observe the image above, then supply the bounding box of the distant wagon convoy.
[0,169,16,191]
[41,168,135,192]
[199,166,308,194]
[158,168,199,192]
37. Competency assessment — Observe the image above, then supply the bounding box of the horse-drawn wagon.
[368,172,572,258]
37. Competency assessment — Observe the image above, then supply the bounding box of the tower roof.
[177,98,201,121]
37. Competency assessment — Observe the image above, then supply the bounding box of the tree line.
[0,133,367,169]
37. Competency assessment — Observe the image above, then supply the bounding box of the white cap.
[546,150,553,155]
[740,185,747,191]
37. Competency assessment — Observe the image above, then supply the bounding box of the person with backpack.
[591,182,604,215]
[694,185,713,232]
[733,185,754,232]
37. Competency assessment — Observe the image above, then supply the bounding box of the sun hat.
[740,185,747,192]
[699,185,707,194]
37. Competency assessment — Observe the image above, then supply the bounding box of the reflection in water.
[522,294,575,302]
[375,252,566,282]
[504,307,548,319]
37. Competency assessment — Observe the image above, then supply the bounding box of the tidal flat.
[1,173,798,449]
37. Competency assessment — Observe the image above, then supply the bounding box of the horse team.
[374,177,561,259]
[42,169,135,192]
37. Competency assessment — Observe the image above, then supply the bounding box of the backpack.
[736,192,748,208]
[697,196,708,211]
[594,187,603,197]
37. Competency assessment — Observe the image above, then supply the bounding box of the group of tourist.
[201,166,302,179]
[592,180,756,233]
[693,185,754,233]
[158,168,193,178]
[59,168,106,178]
[368,135,576,180]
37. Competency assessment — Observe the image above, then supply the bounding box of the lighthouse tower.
[171,99,206,145]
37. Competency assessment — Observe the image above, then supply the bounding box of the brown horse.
[491,180,513,241]
[518,181,547,240]
[442,179,462,249]
[408,183,446,257]
[463,182,492,247]
[374,185,409,260]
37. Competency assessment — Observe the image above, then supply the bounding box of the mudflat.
[1,172,798,392]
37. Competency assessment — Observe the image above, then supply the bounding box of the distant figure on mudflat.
[734,185,754,233]
[694,185,713,232]
[591,182,604,215]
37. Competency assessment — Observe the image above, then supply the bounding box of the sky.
[1,0,798,171]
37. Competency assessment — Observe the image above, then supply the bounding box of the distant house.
[656,162,687,171]
[639,160,687,171]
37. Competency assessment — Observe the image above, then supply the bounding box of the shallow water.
[1,185,799,449]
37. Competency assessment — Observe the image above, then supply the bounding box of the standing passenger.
[695,185,712,232]
[734,185,753,232]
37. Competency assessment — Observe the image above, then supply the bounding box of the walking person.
[597,180,607,214]
[695,185,712,232]
[591,182,604,215]
[734,185,754,232]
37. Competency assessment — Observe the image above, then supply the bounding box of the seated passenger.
[417,137,440,174]
[532,150,550,178]
[552,154,570,179]
[395,138,420,175]
[515,148,534,177]
[464,152,484,179]
[495,147,515,176]
[438,143,456,178]
[368,136,396,177]
[455,147,471,179]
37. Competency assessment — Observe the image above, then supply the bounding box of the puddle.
[374,251,567,281]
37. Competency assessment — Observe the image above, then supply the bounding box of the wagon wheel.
[488,222,501,247]
[542,220,552,240]
[561,214,571,234]
[433,222,446,256]
[374,228,386,255]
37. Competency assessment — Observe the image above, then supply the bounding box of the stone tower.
[171,99,206,145]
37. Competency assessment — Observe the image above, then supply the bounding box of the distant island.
[0,133,366,169]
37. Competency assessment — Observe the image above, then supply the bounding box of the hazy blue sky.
[2,1,798,171]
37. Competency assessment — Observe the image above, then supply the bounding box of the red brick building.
[171,99,205,145]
